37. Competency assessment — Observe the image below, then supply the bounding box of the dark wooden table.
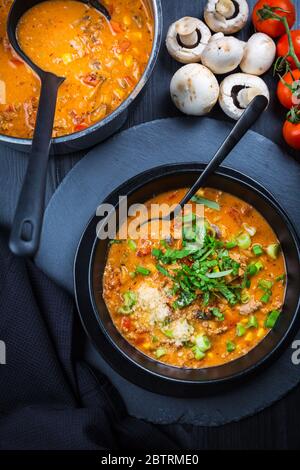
[0,0,299,450]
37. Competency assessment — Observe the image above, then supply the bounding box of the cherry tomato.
[277,30,300,68]
[110,20,123,34]
[252,0,296,38]
[74,123,88,132]
[277,69,300,108]
[121,317,132,331]
[283,119,300,150]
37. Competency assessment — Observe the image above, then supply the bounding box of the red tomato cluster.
[252,0,296,37]
[277,69,300,108]
[253,0,300,150]
[277,30,300,67]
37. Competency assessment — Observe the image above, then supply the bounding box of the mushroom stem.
[216,0,235,19]
[175,18,199,47]
[237,87,262,108]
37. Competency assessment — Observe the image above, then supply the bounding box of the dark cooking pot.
[74,164,300,396]
[0,0,162,155]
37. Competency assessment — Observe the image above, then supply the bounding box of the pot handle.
[9,72,64,257]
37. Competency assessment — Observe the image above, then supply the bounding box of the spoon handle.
[9,72,64,257]
[177,95,269,211]
[87,0,111,20]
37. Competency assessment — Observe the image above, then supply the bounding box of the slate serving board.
[35,117,300,426]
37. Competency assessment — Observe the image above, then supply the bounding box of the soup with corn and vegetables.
[0,0,153,138]
[103,188,286,368]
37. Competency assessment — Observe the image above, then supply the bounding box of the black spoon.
[140,95,269,229]
[8,0,110,257]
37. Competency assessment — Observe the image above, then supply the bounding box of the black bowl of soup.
[74,164,300,396]
[0,0,162,154]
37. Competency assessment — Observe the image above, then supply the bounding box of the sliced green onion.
[191,195,220,211]
[267,243,281,260]
[155,348,167,359]
[226,341,236,353]
[195,334,211,352]
[135,266,151,276]
[247,264,258,277]
[211,307,225,321]
[226,240,237,249]
[182,212,196,223]
[205,221,217,238]
[242,223,256,237]
[183,226,196,241]
[118,306,132,314]
[152,248,162,258]
[236,232,251,250]
[247,315,258,328]
[203,292,210,306]
[236,323,246,337]
[265,310,281,328]
[258,279,273,290]
[160,239,169,248]
[162,329,173,339]
[241,290,251,304]
[252,244,264,256]
[127,239,137,251]
[156,264,171,277]
[276,274,286,283]
[247,261,263,277]
[206,269,233,279]
[192,346,206,360]
[254,260,264,272]
[173,290,197,309]
[118,291,137,315]
[261,291,271,303]
[109,239,122,245]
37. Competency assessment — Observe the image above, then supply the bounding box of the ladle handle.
[176,95,269,214]
[9,72,64,257]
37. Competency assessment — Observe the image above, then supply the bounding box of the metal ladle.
[8,0,110,257]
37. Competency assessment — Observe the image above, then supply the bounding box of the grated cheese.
[136,284,170,325]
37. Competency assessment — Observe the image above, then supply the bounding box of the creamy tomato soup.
[0,0,153,137]
[103,188,286,368]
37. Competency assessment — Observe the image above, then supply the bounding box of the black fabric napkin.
[0,231,178,450]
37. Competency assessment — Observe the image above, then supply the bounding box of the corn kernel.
[244,332,253,342]
[207,352,214,359]
[114,88,125,99]
[241,318,248,325]
[143,342,151,350]
[257,328,265,339]
[124,55,133,67]
[123,15,132,26]
[147,263,156,272]
[130,31,143,41]
[61,53,73,64]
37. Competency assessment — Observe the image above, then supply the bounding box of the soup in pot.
[0,0,153,138]
[103,188,286,368]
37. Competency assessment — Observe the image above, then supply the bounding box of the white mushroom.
[240,33,276,76]
[170,63,219,115]
[204,0,249,34]
[166,17,211,64]
[219,73,269,120]
[201,34,245,74]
